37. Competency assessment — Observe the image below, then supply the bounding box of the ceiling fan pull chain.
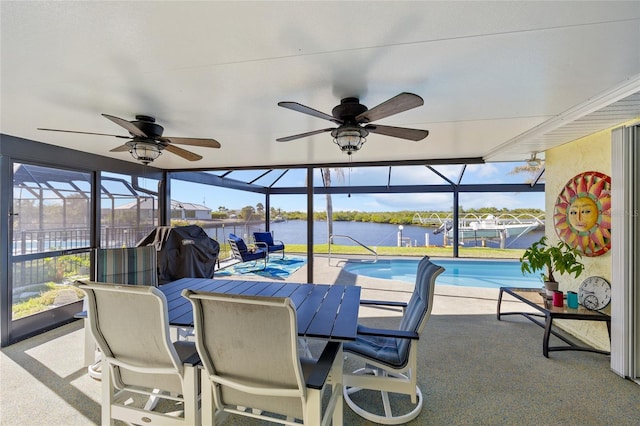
[348,156,352,198]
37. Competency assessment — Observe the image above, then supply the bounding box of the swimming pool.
[343,258,542,289]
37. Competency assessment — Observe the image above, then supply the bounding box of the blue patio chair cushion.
[229,233,267,262]
[346,324,406,367]
[253,232,285,252]
[240,249,267,262]
[395,261,440,359]
[344,257,442,369]
[253,232,275,246]
[229,233,248,252]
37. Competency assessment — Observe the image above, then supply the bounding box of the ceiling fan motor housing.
[132,115,164,138]
[332,98,368,122]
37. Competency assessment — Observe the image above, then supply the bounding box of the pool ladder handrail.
[328,234,377,266]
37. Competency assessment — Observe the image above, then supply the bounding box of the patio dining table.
[160,277,362,341]
[80,278,362,366]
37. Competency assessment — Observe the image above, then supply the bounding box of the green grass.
[12,284,84,320]
[13,245,523,320]
[219,243,524,259]
[284,244,524,259]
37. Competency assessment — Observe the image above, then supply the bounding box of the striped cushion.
[95,247,158,286]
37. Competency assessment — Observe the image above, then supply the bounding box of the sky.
[165,162,545,213]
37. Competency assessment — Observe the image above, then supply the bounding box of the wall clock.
[578,276,611,310]
[554,171,611,257]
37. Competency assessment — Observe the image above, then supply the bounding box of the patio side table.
[497,287,611,358]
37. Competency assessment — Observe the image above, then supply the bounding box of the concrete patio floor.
[1,255,638,425]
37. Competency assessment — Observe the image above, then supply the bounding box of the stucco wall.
[545,129,612,351]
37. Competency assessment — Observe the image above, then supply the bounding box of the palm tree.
[508,162,545,183]
[322,168,345,244]
[240,205,255,220]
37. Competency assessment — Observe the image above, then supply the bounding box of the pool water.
[343,258,542,289]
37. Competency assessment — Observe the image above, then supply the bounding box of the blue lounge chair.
[228,233,267,271]
[253,231,285,259]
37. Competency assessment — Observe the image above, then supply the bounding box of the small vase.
[544,281,559,297]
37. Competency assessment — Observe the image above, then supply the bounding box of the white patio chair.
[77,281,200,426]
[182,290,344,426]
[342,256,444,425]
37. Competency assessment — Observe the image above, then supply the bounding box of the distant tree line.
[213,203,544,225]
[280,207,544,226]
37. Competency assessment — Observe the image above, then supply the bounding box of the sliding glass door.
[8,163,92,343]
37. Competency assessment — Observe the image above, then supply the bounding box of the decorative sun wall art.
[554,171,611,257]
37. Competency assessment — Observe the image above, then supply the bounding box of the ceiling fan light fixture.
[332,125,368,155]
[128,141,162,165]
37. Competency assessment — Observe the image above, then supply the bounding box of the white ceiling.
[2,1,639,170]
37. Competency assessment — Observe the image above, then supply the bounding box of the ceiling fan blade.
[276,128,334,142]
[37,128,129,138]
[161,137,221,148]
[356,92,424,123]
[278,102,342,124]
[365,124,429,141]
[102,113,147,138]
[109,144,131,152]
[164,143,202,161]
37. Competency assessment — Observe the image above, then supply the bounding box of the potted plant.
[520,236,585,296]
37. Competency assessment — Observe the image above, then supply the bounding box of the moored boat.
[431,214,544,248]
